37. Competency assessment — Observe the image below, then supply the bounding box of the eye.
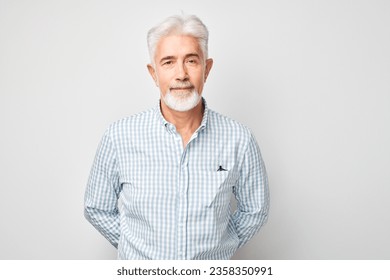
[186,58,198,64]
[162,60,173,66]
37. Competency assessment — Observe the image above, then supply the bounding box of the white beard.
[162,88,201,112]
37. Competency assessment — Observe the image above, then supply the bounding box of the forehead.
[155,35,202,59]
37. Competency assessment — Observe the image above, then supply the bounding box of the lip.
[170,87,193,90]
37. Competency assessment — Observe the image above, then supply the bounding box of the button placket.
[178,149,189,258]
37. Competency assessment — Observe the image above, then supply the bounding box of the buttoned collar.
[154,97,209,133]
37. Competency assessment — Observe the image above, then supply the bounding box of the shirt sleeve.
[84,131,122,248]
[232,131,270,248]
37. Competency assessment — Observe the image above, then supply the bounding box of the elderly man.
[84,14,269,260]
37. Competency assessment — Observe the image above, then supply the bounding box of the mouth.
[170,87,193,91]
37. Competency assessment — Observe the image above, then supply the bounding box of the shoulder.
[104,107,156,138]
[207,108,252,138]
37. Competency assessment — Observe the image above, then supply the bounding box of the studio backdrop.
[0,0,389,259]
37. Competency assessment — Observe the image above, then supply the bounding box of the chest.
[116,131,241,212]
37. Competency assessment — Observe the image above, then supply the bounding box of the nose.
[175,62,189,81]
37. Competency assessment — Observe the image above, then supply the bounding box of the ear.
[147,64,159,87]
[204,58,213,82]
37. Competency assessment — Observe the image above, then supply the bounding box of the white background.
[0,0,389,259]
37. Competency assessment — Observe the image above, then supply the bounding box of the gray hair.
[147,14,209,64]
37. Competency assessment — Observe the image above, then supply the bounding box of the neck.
[160,99,204,146]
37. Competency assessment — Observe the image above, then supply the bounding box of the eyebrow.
[159,56,175,64]
[184,53,200,59]
[159,53,200,64]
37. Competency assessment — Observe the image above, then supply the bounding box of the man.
[84,14,269,260]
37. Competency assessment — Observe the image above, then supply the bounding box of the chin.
[163,90,201,112]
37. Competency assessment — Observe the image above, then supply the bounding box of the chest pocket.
[204,170,238,209]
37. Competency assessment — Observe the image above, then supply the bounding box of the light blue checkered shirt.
[84,99,269,259]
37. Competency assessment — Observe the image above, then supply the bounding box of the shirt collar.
[154,97,209,132]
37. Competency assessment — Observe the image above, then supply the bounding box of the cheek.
[158,79,169,90]
[156,70,173,85]
[193,73,206,88]
[155,74,166,88]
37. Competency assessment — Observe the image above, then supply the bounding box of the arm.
[84,131,122,248]
[232,132,270,248]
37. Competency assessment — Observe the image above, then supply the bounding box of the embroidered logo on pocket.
[217,165,228,171]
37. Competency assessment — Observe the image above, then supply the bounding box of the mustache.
[169,81,194,89]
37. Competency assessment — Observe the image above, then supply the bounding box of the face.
[147,35,213,112]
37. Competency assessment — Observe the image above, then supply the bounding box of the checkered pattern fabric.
[84,99,269,259]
